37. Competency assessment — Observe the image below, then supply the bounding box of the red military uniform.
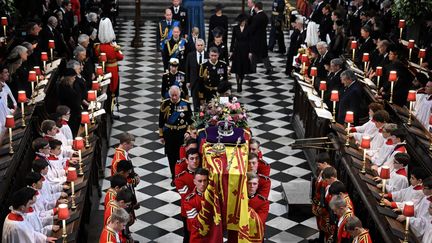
[257,174,271,199]
[111,148,129,176]
[312,171,329,231]
[94,43,124,94]
[184,189,206,242]
[256,151,270,176]
[336,210,353,243]
[99,226,118,243]
[175,169,195,217]
[323,183,336,242]
[103,201,127,243]
[248,193,270,223]
[342,193,355,214]
[353,230,373,243]
[175,158,187,177]
[104,188,117,208]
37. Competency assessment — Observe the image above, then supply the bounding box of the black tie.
[199,53,202,65]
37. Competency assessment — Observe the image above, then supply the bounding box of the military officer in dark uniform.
[199,47,228,102]
[170,0,188,37]
[268,0,286,53]
[159,86,193,183]
[157,9,180,53]
[162,58,188,100]
[163,26,189,72]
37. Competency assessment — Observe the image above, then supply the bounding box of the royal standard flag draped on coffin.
[197,142,264,242]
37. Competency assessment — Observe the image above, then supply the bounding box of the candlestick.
[380,179,387,206]
[332,101,336,122]
[78,150,83,176]
[320,90,324,109]
[50,48,54,67]
[71,181,76,210]
[62,219,67,241]
[390,82,394,104]
[346,123,351,146]
[8,127,13,154]
[408,102,413,125]
[84,123,89,148]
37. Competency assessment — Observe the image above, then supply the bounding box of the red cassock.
[175,169,195,217]
[94,43,124,94]
[184,190,207,243]
[99,226,118,243]
[342,193,355,214]
[257,174,271,199]
[111,148,128,176]
[104,188,117,208]
[336,210,353,243]
[248,193,270,223]
[354,230,373,243]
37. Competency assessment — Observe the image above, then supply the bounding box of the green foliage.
[391,0,432,25]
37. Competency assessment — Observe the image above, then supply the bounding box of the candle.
[360,136,371,149]
[345,111,354,124]
[362,53,370,62]
[408,40,415,49]
[1,17,7,26]
[376,66,383,76]
[389,71,398,82]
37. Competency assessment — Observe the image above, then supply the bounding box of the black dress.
[9,61,32,101]
[207,14,228,47]
[230,24,251,76]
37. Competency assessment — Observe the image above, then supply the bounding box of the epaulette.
[258,174,270,180]
[176,170,187,178]
[161,98,170,103]
[182,38,188,43]
[219,60,227,64]
[257,194,267,201]
[163,71,169,75]
[94,42,100,48]
[177,158,186,164]
[201,60,208,65]
[185,192,196,201]
[181,98,191,103]
[178,71,185,75]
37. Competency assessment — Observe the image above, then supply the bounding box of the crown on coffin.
[217,120,234,137]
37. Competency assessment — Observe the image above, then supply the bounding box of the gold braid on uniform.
[168,42,179,57]
[161,103,171,120]
[159,23,168,39]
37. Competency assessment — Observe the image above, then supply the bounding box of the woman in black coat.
[57,71,83,136]
[230,14,251,92]
[207,4,228,47]
[329,20,345,57]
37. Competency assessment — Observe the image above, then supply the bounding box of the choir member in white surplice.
[414,81,432,128]
[397,177,432,239]
[382,167,427,210]
[350,103,385,143]
[2,187,57,243]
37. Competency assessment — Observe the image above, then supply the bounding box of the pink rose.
[238,114,244,120]
[199,112,204,118]
[227,116,233,121]
[235,103,241,109]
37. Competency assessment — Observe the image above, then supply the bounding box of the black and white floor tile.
[98,19,318,242]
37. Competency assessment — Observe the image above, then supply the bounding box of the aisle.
[100,19,318,242]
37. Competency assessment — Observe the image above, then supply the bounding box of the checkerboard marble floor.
[98,19,318,242]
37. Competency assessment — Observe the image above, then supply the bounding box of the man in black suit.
[315,41,334,82]
[370,39,390,70]
[285,17,306,75]
[324,58,344,109]
[39,16,68,57]
[337,70,363,125]
[170,0,188,37]
[356,25,376,66]
[248,2,273,74]
[185,39,208,110]
[309,0,326,24]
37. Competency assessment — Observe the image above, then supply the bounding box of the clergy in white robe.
[420,206,432,243]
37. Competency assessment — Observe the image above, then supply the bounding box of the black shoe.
[265,69,273,75]
[276,49,286,54]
